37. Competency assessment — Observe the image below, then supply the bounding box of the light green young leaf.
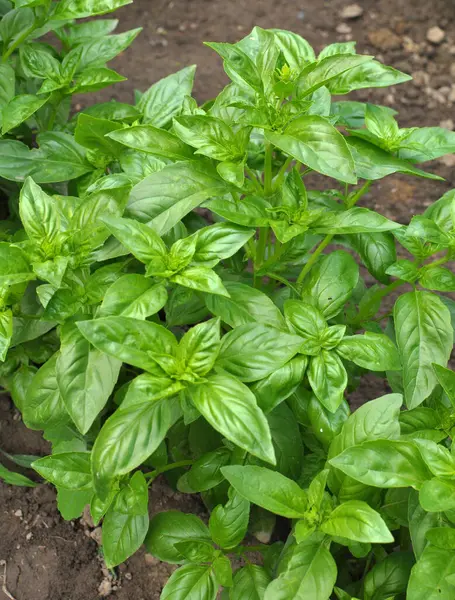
[161,563,218,600]
[32,452,92,490]
[102,509,149,568]
[108,125,195,161]
[321,500,393,543]
[99,275,168,319]
[0,310,13,362]
[313,207,400,234]
[178,318,221,376]
[407,545,455,600]
[171,265,229,297]
[308,350,348,413]
[54,0,132,19]
[336,333,401,371]
[2,93,48,134]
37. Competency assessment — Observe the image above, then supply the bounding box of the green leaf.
[408,490,442,560]
[0,8,35,52]
[420,478,455,512]
[0,463,36,487]
[145,511,210,563]
[349,232,396,284]
[138,65,196,127]
[321,500,393,543]
[30,132,93,183]
[420,266,455,292]
[222,465,307,518]
[71,66,126,93]
[2,93,48,134]
[264,536,337,600]
[191,372,275,464]
[0,63,15,127]
[108,124,195,161]
[114,471,148,515]
[216,323,302,382]
[178,447,230,493]
[99,275,167,319]
[91,395,181,496]
[209,487,250,549]
[57,488,93,520]
[127,161,229,235]
[426,528,455,550]
[415,440,455,477]
[336,332,401,371]
[174,114,247,161]
[74,113,124,156]
[407,546,455,600]
[252,355,307,414]
[266,116,357,184]
[77,316,177,373]
[102,215,168,271]
[347,137,442,181]
[102,508,149,568]
[174,540,216,564]
[19,177,61,246]
[22,353,69,431]
[327,60,411,94]
[301,250,359,319]
[363,552,415,600]
[205,41,262,92]
[399,127,455,163]
[76,28,141,71]
[308,350,347,413]
[20,43,61,80]
[57,322,121,435]
[192,223,254,267]
[178,318,221,377]
[32,452,92,490]
[313,207,400,234]
[433,364,455,408]
[330,440,432,489]
[386,259,420,283]
[0,309,13,362]
[54,0,132,19]
[172,265,229,297]
[205,281,285,329]
[273,29,315,69]
[231,565,270,600]
[161,563,218,600]
[297,54,373,97]
[394,291,453,409]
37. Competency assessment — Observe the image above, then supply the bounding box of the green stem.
[245,165,263,193]
[345,180,372,209]
[265,272,299,295]
[273,156,293,190]
[264,143,273,196]
[296,234,333,287]
[145,459,193,485]
[2,24,37,62]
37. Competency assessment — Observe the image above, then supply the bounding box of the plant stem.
[274,156,293,190]
[296,234,333,288]
[245,165,262,193]
[2,25,37,62]
[265,272,299,295]
[145,459,193,485]
[345,179,372,209]
[263,143,273,196]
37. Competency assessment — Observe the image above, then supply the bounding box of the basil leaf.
[419,478,455,512]
[209,488,250,549]
[222,465,307,518]
[336,332,401,371]
[330,440,432,489]
[363,552,415,600]
[308,350,348,412]
[266,116,357,184]
[216,323,302,382]
[161,563,218,600]
[231,565,271,600]
[321,500,393,543]
[407,546,455,600]
[145,511,210,564]
[99,276,167,319]
[394,291,453,409]
[102,508,149,568]
[190,372,275,464]
[32,452,92,490]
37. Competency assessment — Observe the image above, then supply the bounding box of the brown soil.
[3,0,455,598]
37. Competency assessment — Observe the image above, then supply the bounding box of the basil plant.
[2,3,455,598]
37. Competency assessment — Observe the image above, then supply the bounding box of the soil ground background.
[2,0,455,598]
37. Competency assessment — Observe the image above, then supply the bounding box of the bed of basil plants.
[2,1,455,598]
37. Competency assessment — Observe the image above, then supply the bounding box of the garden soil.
[2,0,455,597]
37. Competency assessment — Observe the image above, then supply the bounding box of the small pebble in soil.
[439,119,454,130]
[125,572,133,580]
[368,28,402,51]
[98,579,112,597]
[340,4,363,19]
[336,23,352,34]
[26,532,33,540]
[297,10,305,20]
[14,509,23,518]
[427,26,445,45]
